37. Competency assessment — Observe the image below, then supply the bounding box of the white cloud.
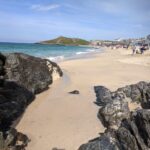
[31,4,60,11]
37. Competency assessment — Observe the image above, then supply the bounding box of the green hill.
[39,36,90,46]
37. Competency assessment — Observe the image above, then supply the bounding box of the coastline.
[16,47,150,150]
[59,47,104,62]
[46,45,103,62]
[0,42,102,63]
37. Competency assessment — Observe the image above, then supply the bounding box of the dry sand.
[16,48,150,150]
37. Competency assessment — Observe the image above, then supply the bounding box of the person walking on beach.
[140,45,146,54]
[132,46,136,55]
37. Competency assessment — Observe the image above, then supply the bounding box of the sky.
[0,0,150,43]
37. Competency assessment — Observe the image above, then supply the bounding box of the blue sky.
[0,0,150,42]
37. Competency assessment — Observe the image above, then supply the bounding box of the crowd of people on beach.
[110,44,130,50]
[109,43,149,55]
[132,44,149,55]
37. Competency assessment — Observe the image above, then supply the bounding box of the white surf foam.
[47,55,64,62]
[76,49,97,55]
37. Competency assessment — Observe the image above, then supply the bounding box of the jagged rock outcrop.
[98,99,130,128]
[0,81,34,131]
[95,86,130,128]
[0,128,30,150]
[117,81,150,109]
[79,109,150,150]
[79,82,150,150]
[0,53,63,150]
[0,53,33,149]
[94,86,112,106]
[95,81,150,128]
[4,53,63,94]
[95,81,150,108]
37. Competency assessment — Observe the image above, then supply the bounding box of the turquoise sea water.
[0,42,102,62]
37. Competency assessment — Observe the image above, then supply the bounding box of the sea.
[0,42,102,62]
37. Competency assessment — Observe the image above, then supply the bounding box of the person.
[132,45,136,55]
[135,45,140,54]
[140,45,146,54]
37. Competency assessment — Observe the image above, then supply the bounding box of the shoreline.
[47,46,104,63]
[58,47,104,63]
[0,43,99,63]
[16,47,150,150]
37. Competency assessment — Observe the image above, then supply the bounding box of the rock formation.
[95,81,150,109]
[79,82,150,150]
[69,90,80,94]
[0,53,63,150]
[95,81,150,128]
[117,81,150,109]
[4,53,63,94]
[0,128,30,150]
[79,109,150,150]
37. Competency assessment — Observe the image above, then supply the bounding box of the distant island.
[37,36,90,46]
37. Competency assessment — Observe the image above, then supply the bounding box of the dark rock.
[0,81,34,131]
[116,126,139,150]
[79,80,150,150]
[4,53,63,94]
[94,86,112,106]
[115,109,150,150]
[78,129,120,150]
[98,99,130,128]
[0,53,63,150]
[95,82,150,128]
[117,85,132,98]
[136,82,150,108]
[16,131,30,147]
[129,110,150,149]
[69,90,80,94]
[0,128,30,150]
[117,81,150,108]
[130,84,142,102]
[0,58,34,133]
[52,148,65,150]
[79,109,150,150]
[95,86,130,128]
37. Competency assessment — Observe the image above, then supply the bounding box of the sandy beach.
[16,48,150,150]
